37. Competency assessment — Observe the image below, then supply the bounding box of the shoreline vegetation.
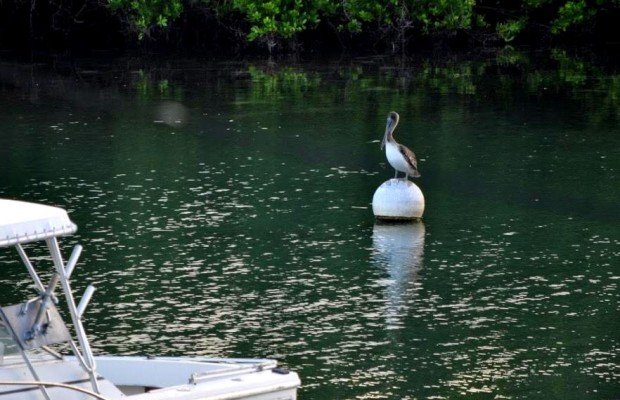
[1,48,618,125]
[0,1,619,57]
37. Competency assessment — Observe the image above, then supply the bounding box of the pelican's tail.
[412,170,421,178]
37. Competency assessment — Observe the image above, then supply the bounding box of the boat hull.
[95,356,300,400]
[0,355,299,400]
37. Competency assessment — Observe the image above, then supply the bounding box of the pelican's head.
[381,111,400,149]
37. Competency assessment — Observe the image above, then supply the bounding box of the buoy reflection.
[371,222,426,330]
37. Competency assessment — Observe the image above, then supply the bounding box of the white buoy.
[372,179,425,221]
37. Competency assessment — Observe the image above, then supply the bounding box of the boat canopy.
[0,199,77,248]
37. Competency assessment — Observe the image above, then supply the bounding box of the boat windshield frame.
[0,199,99,397]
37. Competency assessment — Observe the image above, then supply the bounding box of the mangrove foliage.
[1,0,618,53]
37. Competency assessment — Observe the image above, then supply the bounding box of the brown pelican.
[380,111,421,180]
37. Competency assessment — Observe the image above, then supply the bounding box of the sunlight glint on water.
[0,58,618,399]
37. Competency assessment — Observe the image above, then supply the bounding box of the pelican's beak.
[380,117,391,149]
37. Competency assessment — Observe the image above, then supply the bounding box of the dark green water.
[0,53,618,399]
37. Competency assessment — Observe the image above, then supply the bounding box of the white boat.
[0,199,300,399]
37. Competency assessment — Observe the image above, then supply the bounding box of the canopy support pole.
[15,244,46,294]
[46,237,100,394]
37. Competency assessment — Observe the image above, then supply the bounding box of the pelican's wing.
[398,144,421,177]
[398,144,418,168]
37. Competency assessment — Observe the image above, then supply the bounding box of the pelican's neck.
[381,112,400,150]
[384,120,397,146]
[387,129,395,143]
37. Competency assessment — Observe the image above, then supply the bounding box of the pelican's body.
[381,111,421,180]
